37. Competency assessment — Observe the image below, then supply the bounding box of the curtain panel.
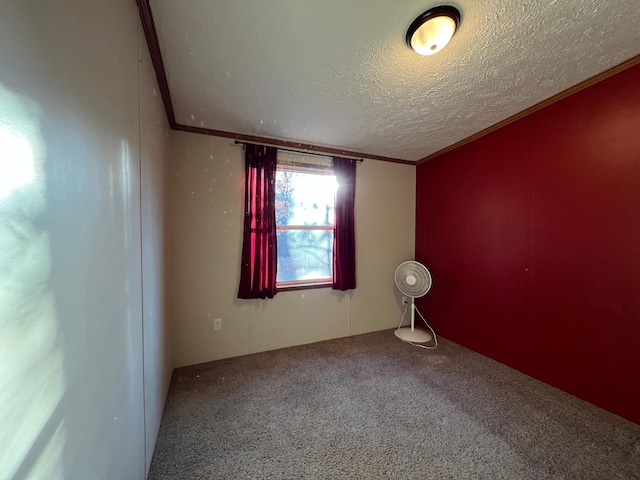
[237,144,278,299]
[332,157,357,291]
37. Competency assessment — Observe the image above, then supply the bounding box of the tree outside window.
[275,164,337,287]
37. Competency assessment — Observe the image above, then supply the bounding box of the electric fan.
[394,261,437,347]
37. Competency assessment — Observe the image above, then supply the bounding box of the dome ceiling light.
[406,5,461,56]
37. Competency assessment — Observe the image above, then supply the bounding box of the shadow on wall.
[0,82,66,478]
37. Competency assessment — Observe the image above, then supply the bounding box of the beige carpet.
[149,330,640,479]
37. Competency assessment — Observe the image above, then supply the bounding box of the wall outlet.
[402,296,409,305]
[213,318,222,331]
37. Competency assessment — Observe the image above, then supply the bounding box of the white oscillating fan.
[394,261,437,348]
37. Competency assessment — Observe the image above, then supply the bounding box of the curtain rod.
[233,140,363,163]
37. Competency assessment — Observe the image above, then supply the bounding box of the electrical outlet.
[402,296,409,305]
[213,318,222,331]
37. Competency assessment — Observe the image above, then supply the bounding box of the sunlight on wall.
[120,140,132,252]
[0,128,34,199]
[0,82,66,479]
[118,139,138,372]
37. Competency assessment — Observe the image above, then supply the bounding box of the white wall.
[167,132,415,367]
[138,16,173,477]
[0,1,171,478]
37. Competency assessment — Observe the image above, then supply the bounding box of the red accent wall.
[415,62,640,424]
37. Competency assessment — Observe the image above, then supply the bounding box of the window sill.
[276,282,333,293]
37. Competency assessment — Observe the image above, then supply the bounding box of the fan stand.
[395,298,432,343]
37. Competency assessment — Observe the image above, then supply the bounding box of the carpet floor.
[148,330,640,479]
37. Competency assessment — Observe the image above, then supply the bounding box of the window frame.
[275,160,336,291]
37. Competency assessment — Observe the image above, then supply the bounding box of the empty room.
[1,0,639,479]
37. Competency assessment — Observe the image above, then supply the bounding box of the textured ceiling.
[149,0,640,162]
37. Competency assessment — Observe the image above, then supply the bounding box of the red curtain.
[237,144,278,299]
[332,157,357,290]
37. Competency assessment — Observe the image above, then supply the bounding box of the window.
[275,159,337,288]
[237,144,356,299]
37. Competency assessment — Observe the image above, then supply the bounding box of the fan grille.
[395,261,432,297]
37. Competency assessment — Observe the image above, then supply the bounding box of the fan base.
[395,327,432,344]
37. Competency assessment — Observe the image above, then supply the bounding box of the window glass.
[276,229,334,282]
[275,164,337,286]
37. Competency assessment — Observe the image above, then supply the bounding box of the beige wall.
[168,132,415,367]
[0,1,171,478]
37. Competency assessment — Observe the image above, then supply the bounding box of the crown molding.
[136,2,639,168]
[417,54,640,165]
[136,0,412,165]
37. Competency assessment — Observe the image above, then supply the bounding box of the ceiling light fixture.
[406,5,461,56]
